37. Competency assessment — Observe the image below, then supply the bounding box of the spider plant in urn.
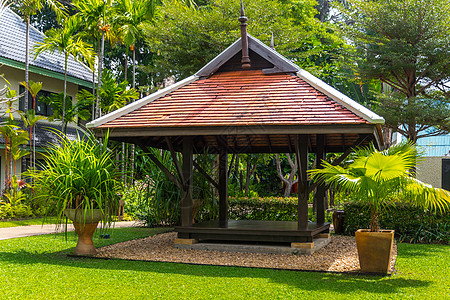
[29,131,121,255]
[309,142,450,274]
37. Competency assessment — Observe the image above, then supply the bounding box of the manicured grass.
[0,217,59,228]
[0,228,448,299]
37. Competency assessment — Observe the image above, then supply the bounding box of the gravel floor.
[96,232,397,273]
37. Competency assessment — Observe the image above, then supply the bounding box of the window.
[19,86,55,117]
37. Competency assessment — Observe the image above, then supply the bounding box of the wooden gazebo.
[87,7,384,247]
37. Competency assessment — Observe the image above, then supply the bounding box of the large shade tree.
[339,0,450,143]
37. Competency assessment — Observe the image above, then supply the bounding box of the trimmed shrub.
[228,196,298,221]
[343,202,450,244]
[196,196,333,223]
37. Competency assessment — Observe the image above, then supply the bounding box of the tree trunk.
[124,53,128,82]
[96,32,105,119]
[382,125,393,149]
[329,187,335,207]
[132,46,136,90]
[370,205,380,232]
[315,0,330,22]
[91,70,96,119]
[121,142,125,182]
[24,18,30,111]
[63,55,68,128]
[4,142,8,182]
[244,158,257,196]
[275,154,298,197]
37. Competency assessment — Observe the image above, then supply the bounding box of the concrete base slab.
[174,236,331,255]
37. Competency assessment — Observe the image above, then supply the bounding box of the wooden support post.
[218,149,228,227]
[316,134,326,225]
[296,134,309,230]
[181,136,194,227]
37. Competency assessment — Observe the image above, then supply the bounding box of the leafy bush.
[343,202,450,244]
[227,196,298,221]
[0,203,34,219]
[122,176,180,227]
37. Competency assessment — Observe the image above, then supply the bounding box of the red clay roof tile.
[99,70,367,129]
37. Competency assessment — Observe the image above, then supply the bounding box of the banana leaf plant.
[309,142,450,232]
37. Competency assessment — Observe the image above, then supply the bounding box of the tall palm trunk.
[132,46,136,89]
[25,18,30,175]
[63,54,68,128]
[130,46,136,184]
[124,48,128,81]
[4,140,8,181]
[96,31,105,119]
[24,18,30,110]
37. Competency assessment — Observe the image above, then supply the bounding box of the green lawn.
[0,217,60,228]
[0,228,448,299]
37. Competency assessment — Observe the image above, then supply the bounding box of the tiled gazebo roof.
[88,35,384,153]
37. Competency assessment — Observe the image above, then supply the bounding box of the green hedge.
[196,196,333,223]
[228,196,298,221]
[343,202,450,244]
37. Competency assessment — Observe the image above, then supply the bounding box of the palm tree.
[41,91,93,132]
[72,0,115,119]
[0,88,28,181]
[113,0,159,184]
[14,0,66,111]
[77,69,139,115]
[309,142,450,232]
[20,80,44,174]
[114,0,159,89]
[34,16,94,127]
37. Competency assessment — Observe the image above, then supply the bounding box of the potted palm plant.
[29,131,120,256]
[309,142,450,274]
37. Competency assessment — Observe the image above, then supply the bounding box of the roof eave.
[296,69,385,125]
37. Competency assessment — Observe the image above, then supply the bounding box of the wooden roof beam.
[138,144,182,190]
[193,160,219,190]
[165,137,185,185]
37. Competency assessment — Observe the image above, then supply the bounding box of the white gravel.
[96,231,397,273]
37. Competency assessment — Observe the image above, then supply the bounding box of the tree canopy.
[338,0,450,142]
[143,0,344,80]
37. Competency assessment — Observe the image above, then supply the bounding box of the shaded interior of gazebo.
[104,130,378,244]
[89,12,384,246]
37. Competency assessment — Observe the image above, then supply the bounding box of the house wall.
[416,156,443,188]
[1,65,82,191]
[0,65,79,118]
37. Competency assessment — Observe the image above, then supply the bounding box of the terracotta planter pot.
[355,229,394,274]
[64,209,104,256]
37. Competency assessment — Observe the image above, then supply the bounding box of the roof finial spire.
[239,0,251,69]
[270,32,275,50]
